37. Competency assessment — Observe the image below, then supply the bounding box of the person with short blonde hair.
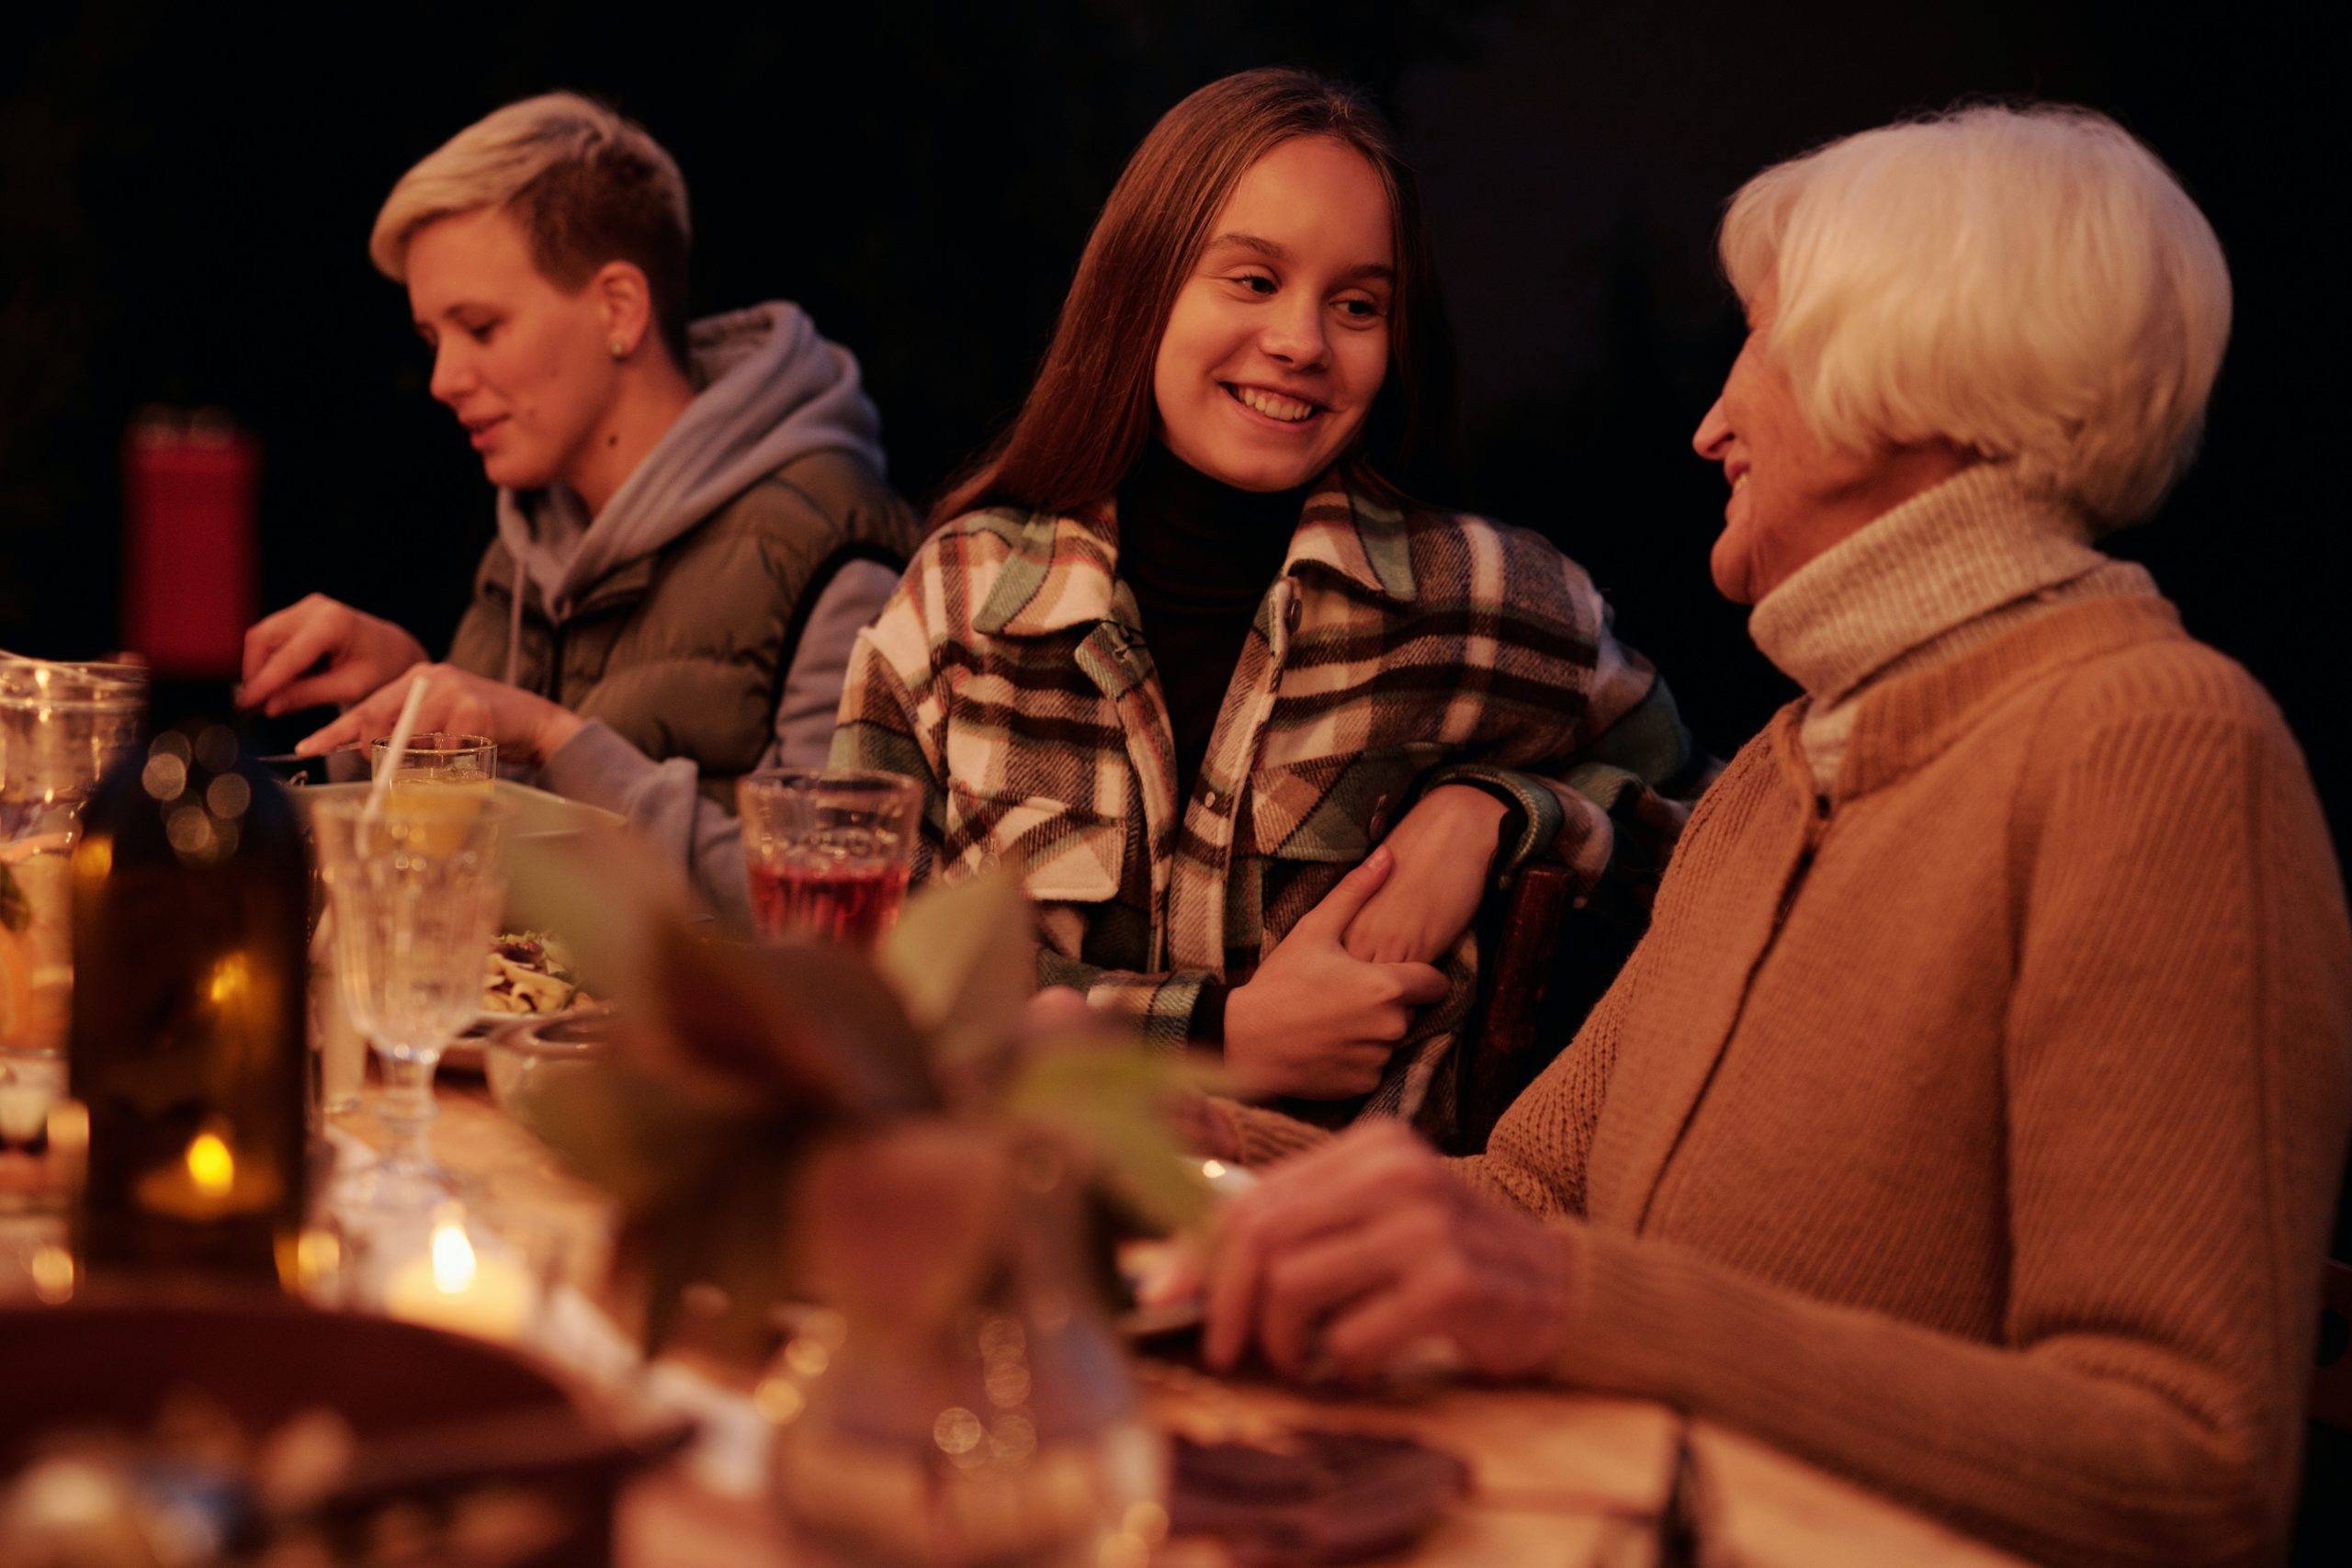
[369,91,694,367]
[1201,103,2349,1566]
[243,93,920,920]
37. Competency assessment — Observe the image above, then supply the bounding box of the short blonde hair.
[1720,103,2231,528]
[370,92,693,363]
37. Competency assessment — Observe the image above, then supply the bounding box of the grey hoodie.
[492,300,888,677]
[501,301,910,922]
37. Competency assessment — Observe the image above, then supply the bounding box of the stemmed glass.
[310,794,506,1209]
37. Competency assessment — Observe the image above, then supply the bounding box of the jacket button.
[1366,793,1392,839]
[1202,787,1223,811]
[1283,597,1302,634]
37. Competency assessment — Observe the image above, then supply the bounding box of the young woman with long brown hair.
[836,69,1705,1142]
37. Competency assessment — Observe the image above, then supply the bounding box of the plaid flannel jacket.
[832,477,1700,1134]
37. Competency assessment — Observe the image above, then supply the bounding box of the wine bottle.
[67,413,309,1285]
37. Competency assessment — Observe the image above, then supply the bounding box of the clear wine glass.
[310,794,506,1210]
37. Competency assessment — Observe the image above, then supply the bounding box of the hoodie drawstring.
[505,558,525,688]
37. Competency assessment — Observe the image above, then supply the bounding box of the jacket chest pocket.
[1247,741,1450,863]
[943,784,1126,903]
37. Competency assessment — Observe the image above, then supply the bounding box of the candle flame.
[296,1227,342,1292]
[29,1243,75,1304]
[75,832,113,882]
[430,1219,478,1293]
[206,953,250,1007]
[187,1131,234,1196]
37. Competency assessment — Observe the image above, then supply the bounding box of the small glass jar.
[1,658,148,1058]
[763,1133,1165,1566]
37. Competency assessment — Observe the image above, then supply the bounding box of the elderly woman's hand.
[1342,785,1509,964]
[239,593,430,717]
[1203,1119,1572,1383]
[294,663,585,768]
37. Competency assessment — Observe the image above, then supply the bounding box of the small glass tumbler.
[2,656,148,1057]
[371,732,497,800]
[737,770,923,947]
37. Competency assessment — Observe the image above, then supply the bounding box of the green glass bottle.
[67,412,308,1286]
[67,689,311,1286]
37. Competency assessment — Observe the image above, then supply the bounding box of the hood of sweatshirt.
[493,300,887,626]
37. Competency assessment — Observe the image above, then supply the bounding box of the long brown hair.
[933,68,1458,525]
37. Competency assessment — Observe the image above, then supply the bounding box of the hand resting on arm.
[1222,848,1450,1099]
[1340,784,1510,964]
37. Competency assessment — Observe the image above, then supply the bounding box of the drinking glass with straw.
[313,675,507,1207]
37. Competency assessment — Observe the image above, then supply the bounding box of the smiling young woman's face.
[1150,135,1396,492]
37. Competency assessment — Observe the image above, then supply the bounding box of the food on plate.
[481,931,586,1017]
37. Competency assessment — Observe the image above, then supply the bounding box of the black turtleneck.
[1116,442,1304,808]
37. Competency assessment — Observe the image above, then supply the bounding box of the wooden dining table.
[358,1082,2026,1567]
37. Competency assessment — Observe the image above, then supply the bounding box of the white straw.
[366,671,433,823]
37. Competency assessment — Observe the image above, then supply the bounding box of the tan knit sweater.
[1202,473,2351,1560]
[1455,583,2352,1565]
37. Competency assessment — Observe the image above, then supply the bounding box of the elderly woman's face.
[405,208,622,495]
[1693,285,1910,604]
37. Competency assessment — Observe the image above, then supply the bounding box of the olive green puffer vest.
[446,448,919,808]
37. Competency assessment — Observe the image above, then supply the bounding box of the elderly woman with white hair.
[239,94,919,919]
[1199,105,2351,1564]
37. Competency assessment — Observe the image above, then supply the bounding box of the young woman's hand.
[1341,784,1509,964]
[1223,848,1451,1100]
[295,663,584,769]
[1203,1119,1572,1382]
[238,594,430,717]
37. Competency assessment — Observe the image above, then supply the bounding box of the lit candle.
[134,1127,280,1220]
[381,1215,537,1340]
[0,1081,52,1145]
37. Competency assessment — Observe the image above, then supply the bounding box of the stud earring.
[607,339,628,359]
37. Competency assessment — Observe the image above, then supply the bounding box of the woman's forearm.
[1546,1224,2274,1567]
[536,720,752,925]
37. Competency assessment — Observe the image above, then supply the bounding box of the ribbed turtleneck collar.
[1115,441,1303,609]
[1748,465,2109,707]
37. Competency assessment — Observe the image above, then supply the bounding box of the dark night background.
[0,2,2335,837]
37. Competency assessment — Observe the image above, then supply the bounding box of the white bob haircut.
[1720,103,2231,529]
[369,93,693,360]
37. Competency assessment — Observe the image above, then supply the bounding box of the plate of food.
[442,932,604,1074]
[477,931,595,1029]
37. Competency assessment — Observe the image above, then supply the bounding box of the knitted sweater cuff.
[1196,1097,1334,1167]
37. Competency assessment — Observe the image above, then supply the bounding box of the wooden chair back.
[1452,863,1577,1153]
[2312,1258,2352,1432]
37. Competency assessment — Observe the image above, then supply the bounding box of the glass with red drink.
[737,769,923,947]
